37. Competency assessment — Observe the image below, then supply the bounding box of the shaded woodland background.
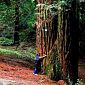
[0,0,85,58]
[0,0,36,46]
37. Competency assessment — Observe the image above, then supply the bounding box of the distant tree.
[14,0,19,45]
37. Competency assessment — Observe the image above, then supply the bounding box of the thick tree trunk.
[68,0,79,84]
[36,0,79,84]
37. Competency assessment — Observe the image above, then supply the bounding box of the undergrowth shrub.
[0,47,36,60]
[0,37,13,46]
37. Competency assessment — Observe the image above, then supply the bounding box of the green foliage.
[0,0,36,41]
[0,47,36,60]
[0,1,15,27]
[0,48,21,57]
[19,29,28,42]
[26,47,36,59]
[45,64,53,75]
[19,0,35,32]
[0,37,13,46]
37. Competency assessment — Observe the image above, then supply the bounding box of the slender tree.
[14,0,19,45]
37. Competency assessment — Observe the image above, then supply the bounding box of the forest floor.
[0,55,84,85]
[0,55,57,85]
[79,57,85,83]
[0,45,84,85]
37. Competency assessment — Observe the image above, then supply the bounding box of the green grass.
[0,48,21,56]
[0,37,13,46]
[0,47,36,60]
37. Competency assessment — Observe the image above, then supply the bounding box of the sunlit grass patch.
[0,47,36,60]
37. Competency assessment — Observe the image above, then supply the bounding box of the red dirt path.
[0,55,57,85]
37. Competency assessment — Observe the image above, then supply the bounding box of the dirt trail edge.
[0,55,57,85]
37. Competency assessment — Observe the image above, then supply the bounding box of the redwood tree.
[69,0,79,84]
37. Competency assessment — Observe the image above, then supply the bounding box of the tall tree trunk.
[35,0,79,84]
[69,0,79,84]
[14,0,19,45]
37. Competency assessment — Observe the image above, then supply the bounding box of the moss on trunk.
[45,48,62,81]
